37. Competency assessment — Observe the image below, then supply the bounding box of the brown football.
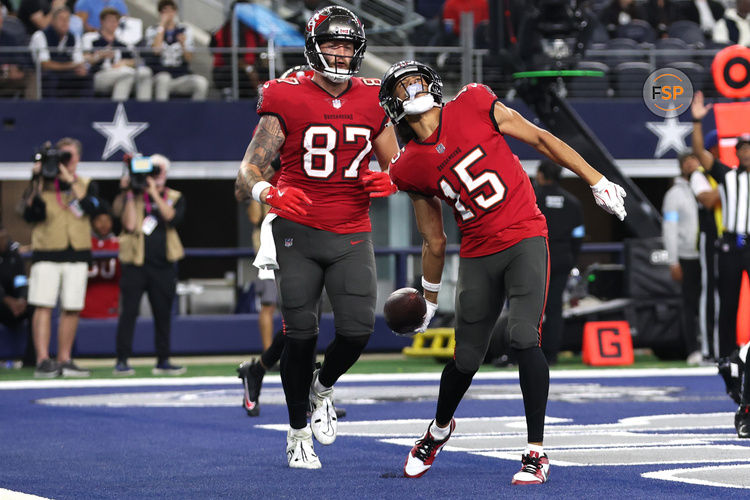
[383,287,427,335]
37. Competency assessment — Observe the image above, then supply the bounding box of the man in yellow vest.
[22,137,100,378]
[112,153,186,375]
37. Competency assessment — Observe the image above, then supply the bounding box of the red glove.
[265,185,312,216]
[362,170,398,198]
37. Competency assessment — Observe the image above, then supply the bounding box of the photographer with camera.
[22,137,99,378]
[112,153,186,376]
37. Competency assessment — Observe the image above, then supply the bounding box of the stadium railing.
[0,45,726,100]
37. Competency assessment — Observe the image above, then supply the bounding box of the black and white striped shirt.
[712,159,750,236]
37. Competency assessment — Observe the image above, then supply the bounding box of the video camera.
[33,145,72,180]
[518,0,589,71]
[125,155,161,192]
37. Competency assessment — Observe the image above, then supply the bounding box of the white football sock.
[430,420,451,440]
[313,374,330,395]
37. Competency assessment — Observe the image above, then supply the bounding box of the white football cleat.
[309,369,337,445]
[286,425,322,469]
[511,451,550,485]
[403,419,455,478]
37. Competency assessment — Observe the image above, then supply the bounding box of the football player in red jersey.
[234,7,399,469]
[376,61,627,484]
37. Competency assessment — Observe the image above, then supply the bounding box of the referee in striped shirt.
[691,95,750,438]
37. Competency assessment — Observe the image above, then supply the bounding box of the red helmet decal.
[306,13,328,33]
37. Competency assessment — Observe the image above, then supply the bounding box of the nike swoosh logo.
[350,240,364,245]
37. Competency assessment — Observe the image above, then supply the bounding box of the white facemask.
[402,82,435,115]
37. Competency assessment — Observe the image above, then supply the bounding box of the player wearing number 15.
[377,61,627,484]
[234,7,399,469]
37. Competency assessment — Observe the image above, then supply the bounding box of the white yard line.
[0,366,717,390]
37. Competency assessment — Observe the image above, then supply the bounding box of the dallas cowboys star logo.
[644,114,692,158]
[92,104,149,159]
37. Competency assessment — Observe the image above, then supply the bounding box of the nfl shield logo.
[436,143,446,154]
[284,238,293,247]
[332,99,342,109]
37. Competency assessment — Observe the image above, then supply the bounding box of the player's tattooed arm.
[235,115,286,202]
[493,101,602,186]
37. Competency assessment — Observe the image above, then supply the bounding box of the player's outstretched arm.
[235,115,286,203]
[493,101,627,221]
[690,90,715,171]
[409,192,445,332]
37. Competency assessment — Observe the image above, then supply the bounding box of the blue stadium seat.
[670,61,707,91]
[667,20,705,47]
[654,37,691,67]
[617,19,657,44]
[568,61,611,98]
[603,38,644,67]
[614,61,651,97]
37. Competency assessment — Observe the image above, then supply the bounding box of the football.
[383,287,426,335]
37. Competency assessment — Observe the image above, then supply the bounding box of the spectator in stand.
[22,137,99,378]
[144,0,208,101]
[0,226,32,359]
[80,203,120,319]
[646,0,681,37]
[74,0,126,33]
[713,0,750,46]
[442,0,488,40]
[210,0,265,99]
[600,0,647,38]
[30,6,92,97]
[82,7,151,100]
[18,0,67,36]
[112,153,186,376]
[1,6,35,98]
[682,0,725,38]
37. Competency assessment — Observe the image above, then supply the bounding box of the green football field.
[0,351,692,381]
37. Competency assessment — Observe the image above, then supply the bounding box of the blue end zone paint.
[0,374,746,499]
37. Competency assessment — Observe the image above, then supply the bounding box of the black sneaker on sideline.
[113,360,135,376]
[736,405,750,438]
[60,361,91,377]
[34,359,60,379]
[237,360,263,416]
[152,360,186,376]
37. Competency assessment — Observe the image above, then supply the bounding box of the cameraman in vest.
[23,137,100,378]
[112,154,186,376]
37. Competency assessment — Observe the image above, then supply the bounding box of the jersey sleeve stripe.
[489,98,501,134]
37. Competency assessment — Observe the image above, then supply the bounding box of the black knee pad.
[508,318,541,350]
[454,345,484,375]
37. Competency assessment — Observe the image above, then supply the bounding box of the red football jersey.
[257,75,388,233]
[390,84,548,258]
[81,234,120,318]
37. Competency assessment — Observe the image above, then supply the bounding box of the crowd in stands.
[1,0,750,99]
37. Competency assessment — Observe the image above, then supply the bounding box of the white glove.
[415,299,438,334]
[590,176,627,221]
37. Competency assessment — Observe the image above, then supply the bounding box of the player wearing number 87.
[379,60,628,483]
[234,6,399,470]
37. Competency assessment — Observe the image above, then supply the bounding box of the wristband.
[692,118,702,123]
[126,191,134,201]
[252,181,272,203]
[422,276,441,293]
